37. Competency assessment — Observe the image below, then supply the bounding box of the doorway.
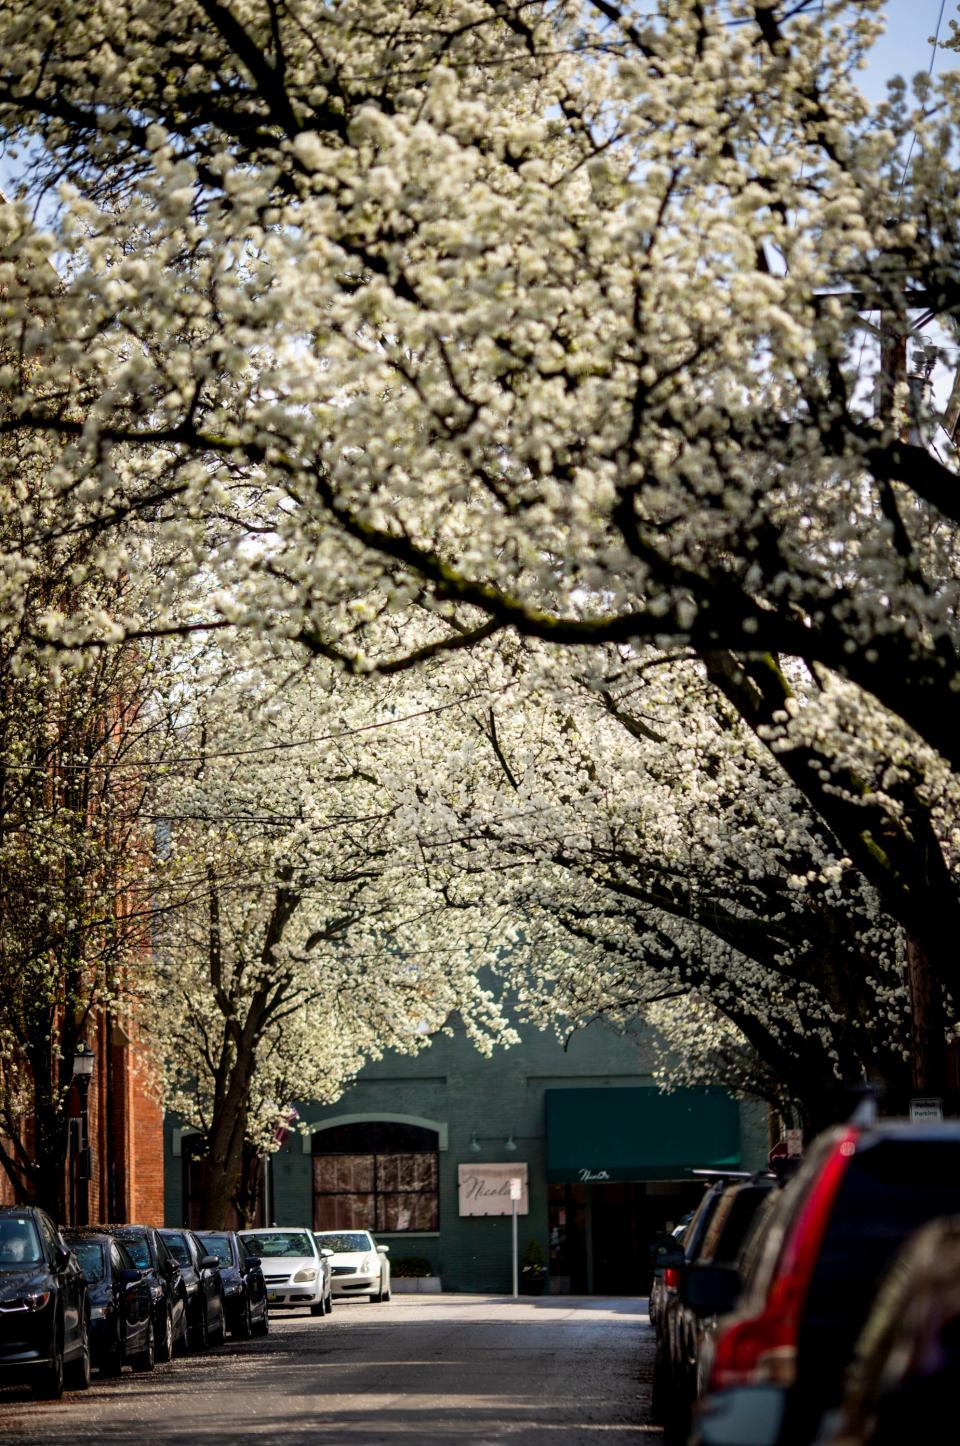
[548,1179,705,1294]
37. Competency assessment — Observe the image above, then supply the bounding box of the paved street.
[0,1295,660,1444]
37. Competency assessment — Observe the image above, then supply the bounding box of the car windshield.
[116,1234,151,1270]
[0,1218,43,1268]
[198,1234,233,1266]
[315,1232,373,1253]
[242,1231,314,1258]
[72,1241,106,1283]
[162,1232,192,1267]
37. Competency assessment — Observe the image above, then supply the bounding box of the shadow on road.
[0,1297,661,1444]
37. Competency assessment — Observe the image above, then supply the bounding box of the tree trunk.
[906,933,948,1097]
[232,1145,263,1228]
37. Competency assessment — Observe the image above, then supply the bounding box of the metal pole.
[77,1076,90,1227]
[511,1195,518,1299]
[69,1118,78,1225]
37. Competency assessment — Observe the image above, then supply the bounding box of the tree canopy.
[2,0,960,1182]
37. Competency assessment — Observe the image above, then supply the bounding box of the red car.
[694,1121,960,1446]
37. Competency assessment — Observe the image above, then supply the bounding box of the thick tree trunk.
[232,1145,263,1228]
[906,933,948,1097]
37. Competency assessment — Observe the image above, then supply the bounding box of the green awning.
[545,1086,741,1183]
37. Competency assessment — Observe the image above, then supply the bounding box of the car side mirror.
[161,1258,179,1278]
[242,1255,261,1271]
[681,1262,742,1318]
[118,1268,142,1290]
[319,1248,335,1259]
[54,1245,71,1271]
[377,1245,389,1254]
[201,1254,219,1270]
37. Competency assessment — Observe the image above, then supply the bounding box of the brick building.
[0,1020,164,1227]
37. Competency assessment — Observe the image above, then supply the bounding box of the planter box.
[391,1276,442,1294]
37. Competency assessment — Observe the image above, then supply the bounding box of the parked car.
[694,1121,960,1446]
[157,1228,226,1349]
[92,1224,188,1363]
[689,1185,783,1407]
[654,1177,775,1441]
[195,1230,270,1339]
[677,1181,779,1420]
[63,1228,155,1376]
[314,1230,391,1303]
[238,1227,328,1315]
[649,1218,691,1329]
[816,1214,960,1445]
[0,1205,90,1398]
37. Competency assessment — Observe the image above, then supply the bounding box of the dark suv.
[654,1176,776,1441]
[696,1121,960,1445]
[0,1205,90,1398]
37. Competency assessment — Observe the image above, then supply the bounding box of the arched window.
[312,1121,439,1233]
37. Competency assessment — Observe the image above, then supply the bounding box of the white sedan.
[314,1231,391,1302]
[238,1227,332,1316]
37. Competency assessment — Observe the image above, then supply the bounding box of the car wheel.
[650,1341,670,1426]
[233,1297,252,1341]
[132,1318,155,1373]
[326,1289,333,1313]
[172,1300,189,1357]
[155,1303,174,1363]
[65,1308,92,1391]
[309,1300,324,1316]
[208,1303,226,1346]
[252,1305,269,1337]
[33,1323,64,1400]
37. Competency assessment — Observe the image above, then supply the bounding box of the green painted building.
[165,1012,767,1294]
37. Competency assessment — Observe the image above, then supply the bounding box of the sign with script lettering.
[458,1162,529,1216]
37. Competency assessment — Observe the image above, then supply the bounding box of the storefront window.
[312,1121,439,1233]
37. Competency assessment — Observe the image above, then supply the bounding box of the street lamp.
[72,1041,95,1226]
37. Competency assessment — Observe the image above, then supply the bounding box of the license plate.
[267,1290,282,1301]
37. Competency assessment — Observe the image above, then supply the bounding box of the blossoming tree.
[1,1,959,1128]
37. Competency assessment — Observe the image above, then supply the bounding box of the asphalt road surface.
[0,1295,661,1444]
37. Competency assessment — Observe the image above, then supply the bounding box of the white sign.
[458,1162,529,1216]
[910,1097,943,1123]
[509,1177,523,1201]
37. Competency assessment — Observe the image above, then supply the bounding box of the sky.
[859,0,957,99]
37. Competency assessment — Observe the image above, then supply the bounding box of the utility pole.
[876,305,948,1102]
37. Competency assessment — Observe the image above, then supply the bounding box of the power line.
[897,0,948,199]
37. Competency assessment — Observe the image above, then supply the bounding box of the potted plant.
[520,1239,547,1296]
[391,1256,442,1294]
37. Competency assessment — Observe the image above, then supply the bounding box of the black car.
[0,1205,90,1398]
[195,1230,269,1340]
[63,1229,155,1376]
[676,1179,778,1414]
[92,1224,188,1363]
[653,1173,774,1441]
[157,1228,225,1350]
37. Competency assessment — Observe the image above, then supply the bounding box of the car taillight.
[663,1267,679,1289]
[709,1127,858,1393]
